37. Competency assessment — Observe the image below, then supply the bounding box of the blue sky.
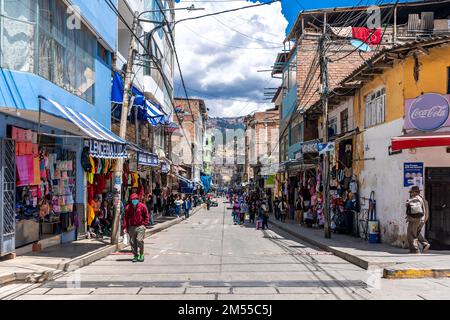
[178,0,415,35]
[174,0,415,117]
[248,0,416,34]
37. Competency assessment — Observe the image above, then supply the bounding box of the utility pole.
[319,34,331,239]
[111,12,139,245]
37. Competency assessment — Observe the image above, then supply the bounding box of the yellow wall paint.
[352,44,450,174]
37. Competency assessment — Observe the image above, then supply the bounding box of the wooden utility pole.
[111,12,139,245]
[319,35,331,239]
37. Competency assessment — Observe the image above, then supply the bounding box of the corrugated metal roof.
[341,35,450,85]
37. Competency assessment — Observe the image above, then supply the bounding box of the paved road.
[2,198,450,300]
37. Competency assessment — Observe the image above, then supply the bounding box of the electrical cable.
[104,0,192,149]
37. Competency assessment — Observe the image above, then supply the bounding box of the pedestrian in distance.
[183,196,191,218]
[232,199,240,225]
[405,186,431,254]
[207,195,211,211]
[249,203,256,224]
[295,195,304,225]
[273,197,280,220]
[261,200,269,230]
[174,195,183,218]
[122,193,150,263]
[144,193,154,226]
[279,197,288,223]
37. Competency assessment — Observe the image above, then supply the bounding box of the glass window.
[2,17,35,72]
[4,0,36,22]
[38,32,52,80]
[340,109,349,134]
[1,0,96,104]
[364,87,386,128]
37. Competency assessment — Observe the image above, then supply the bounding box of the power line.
[182,24,283,50]
[175,0,281,26]
[104,0,192,149]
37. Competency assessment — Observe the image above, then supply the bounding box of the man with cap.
[123,193,150,262]
[405,186,430,254]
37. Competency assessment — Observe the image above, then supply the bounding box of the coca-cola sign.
[405,93,450,131]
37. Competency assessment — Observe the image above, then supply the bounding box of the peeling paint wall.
[352,44,450,247]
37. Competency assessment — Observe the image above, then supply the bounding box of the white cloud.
[174,0,288,117]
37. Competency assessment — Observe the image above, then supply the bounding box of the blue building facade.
[279,47,303,163]
[0,0,118,254]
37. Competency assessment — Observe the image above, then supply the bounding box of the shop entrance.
[426,167,450,249]
[0,138,16,256]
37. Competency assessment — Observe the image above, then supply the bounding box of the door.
[426,167,450,249]
[0,138,16,256]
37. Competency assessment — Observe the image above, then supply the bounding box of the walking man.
[123,194,150,263]
[406,186,430,254]
[183,196,191,218]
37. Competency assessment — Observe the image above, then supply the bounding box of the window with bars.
[340,109,349,133]
[364,87,386,128]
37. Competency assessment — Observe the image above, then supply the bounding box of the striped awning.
[40,96,128,158]
[144,100,165,126]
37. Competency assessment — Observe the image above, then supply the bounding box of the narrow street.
[2,198,450,300]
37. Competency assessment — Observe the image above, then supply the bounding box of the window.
[340,109,349,133]
[290,123,302,146]
[0,0,97,104]
[328,117,337,138]
[364,87,386,128]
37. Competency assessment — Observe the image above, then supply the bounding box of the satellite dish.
[351,39,371,52]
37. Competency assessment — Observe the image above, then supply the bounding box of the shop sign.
[89,139,127,159]
[405,93,450,131]
[302,142,318,154]
[161,162,170,173]
[137,152,159,167]
[318,142,335,154]
[404,162,424,187]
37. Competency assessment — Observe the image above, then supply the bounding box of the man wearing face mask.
[123,193,149,262]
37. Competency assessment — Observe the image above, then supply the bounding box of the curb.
[271,220,450,279]
[0,205,205,284]
[0,273,16,285]
[383,268,450,279]
[271,220,371,269]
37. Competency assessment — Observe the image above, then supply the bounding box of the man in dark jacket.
[123,193,149,262]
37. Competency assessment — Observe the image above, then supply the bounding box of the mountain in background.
[207,117,245,130]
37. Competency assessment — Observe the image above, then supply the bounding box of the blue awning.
[144,100,165,126]
[112,71,170,127]
[40,96,128,158]
[111,71,145,106]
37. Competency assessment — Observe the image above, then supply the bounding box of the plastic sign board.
[404,93,450,131]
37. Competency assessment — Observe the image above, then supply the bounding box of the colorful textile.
[33,156,41,185]
[351,27,382,45]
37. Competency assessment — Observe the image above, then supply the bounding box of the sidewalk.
[270,218,450,279]
[0,205,204,285]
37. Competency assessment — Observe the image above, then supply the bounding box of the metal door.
[426,168,450,248]
[0,138,16,256]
